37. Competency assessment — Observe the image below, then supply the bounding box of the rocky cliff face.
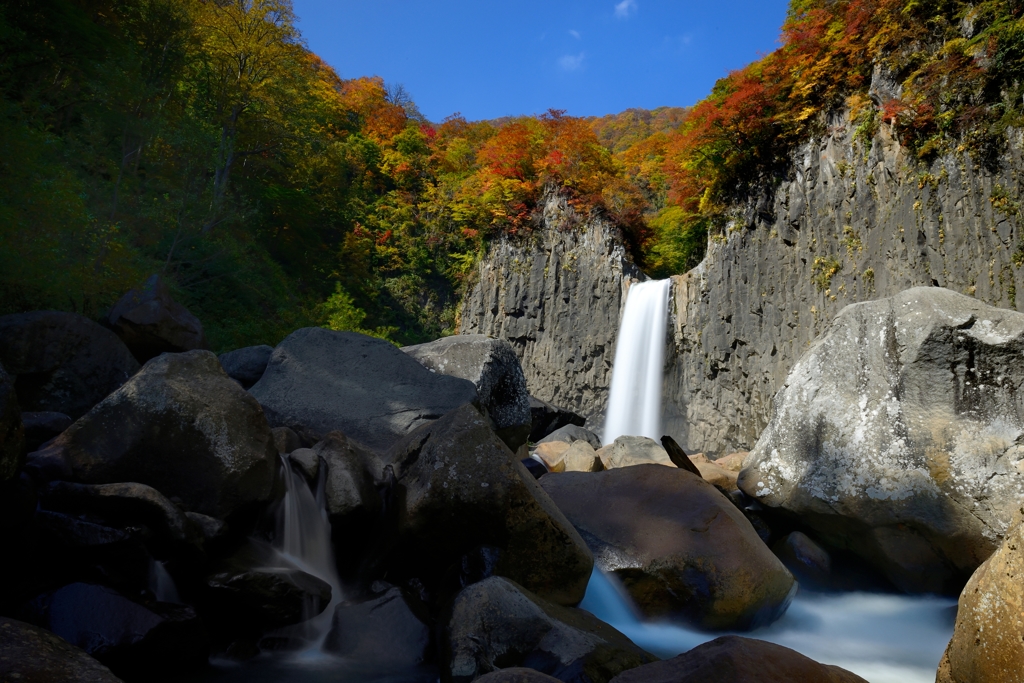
[461,120,1024,455]
[459,193,644,428]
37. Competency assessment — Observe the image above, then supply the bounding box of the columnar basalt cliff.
[462,118,1024,455]
[459,193,645,426]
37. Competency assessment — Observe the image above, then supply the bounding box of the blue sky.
[292,1,791,122]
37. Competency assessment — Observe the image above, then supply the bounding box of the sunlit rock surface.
[740,287,1024,592]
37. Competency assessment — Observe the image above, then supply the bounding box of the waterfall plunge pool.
[579,568,957,683]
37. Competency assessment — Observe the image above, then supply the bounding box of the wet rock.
[0,616,123,683]
[35,509,135,548]
[383,403,593,606]
[44,350,276,518]
[537,424,602,450]
[26,582,208,677]
[272,426,302,454]
[541,465,795,630]
[219,344,273,389]
[474,669,563,683]
[323,587,430,667]
[740,287,1024,593]
[185,511,228,543]
[529,396,586,444]
[563,441,602,473]
[0,361,24,483]
[41,481,200,545]
[288,448,319,483]
[608,636,868,683]
[446,576,653,683]
[596,436,673,470]
[22,410,72,452]
[250,328,478,452]
[0,311,139,419]
[937,514,1024,683]
[773,532,832,586]
[107,274,207,363]
[206,565,332,631]
[533,441,571,473]
[403,335,532,451]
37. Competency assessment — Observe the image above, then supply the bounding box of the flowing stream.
[603,279,672,445]
[579,568,956,683]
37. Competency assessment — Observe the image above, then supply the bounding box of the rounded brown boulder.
[541,465,795,630]
[0,617,123,682]
[936,513,1024,683]
[608,636,867,683]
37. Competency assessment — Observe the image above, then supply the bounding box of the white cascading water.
[148,559,181,603]
[603,279,672,445]
[579,569,955,683]
[275,456,343,651]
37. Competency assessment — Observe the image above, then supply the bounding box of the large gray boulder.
[937,512,1024,683]
[39,350,276,518]
[26,583,208,677]
[541,466,795,630]
[446,576,654,683]
[218,344,273,389]
[311,431,382,527]
[403,334,532,450]
[250,328,478,452]
[0,617,123,683]
[383,403,593,606]
[0,311,139,419]
[107,274,207,363]
[608,636,868,683]
[0,361,24,482]
[323,587,430,668]
[739,287,1024,593]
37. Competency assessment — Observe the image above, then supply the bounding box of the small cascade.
[603,279,672,445]
[148,559,181,603]
[275,456,343,650]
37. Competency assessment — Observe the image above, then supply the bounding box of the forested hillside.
[0,0,685,349]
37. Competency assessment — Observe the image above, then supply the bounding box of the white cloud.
[614,0,637,19]
[559,52,586,71]
[569,29,581,39]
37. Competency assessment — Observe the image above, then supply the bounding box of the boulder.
[0,361,24,482]
[563,441,602,473]
[608,636,868,683]
[383,403,593,606]
[0,616,123,683]
[446,576,653,683]
[403,335,532,450]
[715,452,748,472]
[541,466,795,630]
[0,311,139,419]
[537,424,602,450]
[42,350,276,518]
[206,566,332,631]
[218,344,273,389]
[41,481,200,545]
[533,441,571,472]
[690,453,738,490]
[22,411,72,452]
[185,511,228,543]
[250,328,478,452]
[26,582,208,677]
[596,436,674,470]
[35,509,135,548]
[312,431,382,525]
[106,274,207,362]
[529,396,586,444]
[739,287,1024,593]
[288,448,320,483]
[323,587,430,667]
[474,670,563,683]
[272,426,302,454]
[772,532,832,587]
[937,513,1024,683]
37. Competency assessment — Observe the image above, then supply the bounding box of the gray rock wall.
[462,120,1024,455]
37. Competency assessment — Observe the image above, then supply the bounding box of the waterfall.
[148,559,181,603]
[603,279,672,445]
[275,456,343,650]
